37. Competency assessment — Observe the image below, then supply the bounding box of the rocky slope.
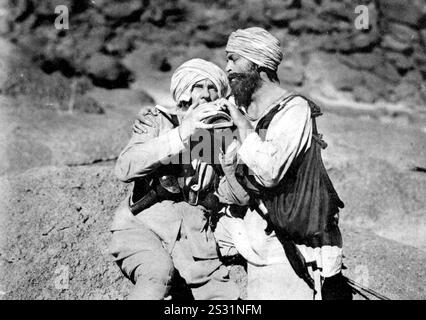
[1,165,424,300]
[3,0,426,113]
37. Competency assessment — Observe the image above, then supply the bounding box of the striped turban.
[226,27,283,71]
[170,58,230,104]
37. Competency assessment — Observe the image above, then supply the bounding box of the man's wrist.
[178,121,192,144]
[238,125,255,143]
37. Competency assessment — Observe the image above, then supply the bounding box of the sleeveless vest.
[236,94,344,248]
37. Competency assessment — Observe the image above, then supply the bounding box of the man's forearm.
[115,128,186,182]
[216,172,250,206]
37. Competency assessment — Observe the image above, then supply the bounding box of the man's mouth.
[228,73,239,81]
[228,73,246,83]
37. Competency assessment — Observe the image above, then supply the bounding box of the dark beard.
[228,69,262,108]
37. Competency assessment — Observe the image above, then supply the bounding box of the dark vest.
[236,94,344,248]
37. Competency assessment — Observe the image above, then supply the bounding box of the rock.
[353,85,379,103]
[382,34,412,52]
[392,81,420,101]
[318,0,352,21]
[73,25,111,62]
[237,0,269,26]
[267,9,299,26]
[264,0,296,22]
[9,0,32,21]
[318,56,366,91]
[140,0,185,26]
[85,53,133,89]
[404,70,423,84]
[74,95,105,114]
[337,55,360,69]
[377,0,424,26]
[304,52,367,93]
[387,23,419,44]
[412,47,426,76]
[421,29,426,46]
[0,4,11,34]
[301,0,319,11]
[289,16,335,34]
[101,0,145,20]
[351,31,380,50]
[194,28,229,48]
[338,51,385,71]
[321,33,352,52]
[266,0,294,8]
[149,49,173,72]
[322,31,380,52]
[105,35,135,55]
[385,51,413,71]
[373,62,402,83]
[34,0,74,16]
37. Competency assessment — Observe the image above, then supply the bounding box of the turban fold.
[170,58,230,104]
[226,27,283,71]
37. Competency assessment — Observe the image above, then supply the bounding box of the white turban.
[226,27,283,71]
[170,58,230,104]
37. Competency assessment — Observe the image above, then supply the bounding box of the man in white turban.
[109,58,240,300]
[213,27,352,300]
[170,58,230,107]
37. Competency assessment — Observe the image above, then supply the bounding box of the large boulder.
[385,51,414,72]
[377,0,425,26]
[338,51,385,71]
[387,23,420,44]
[101,0,146,20]
[382,35,412,52]
[85,53,133,89]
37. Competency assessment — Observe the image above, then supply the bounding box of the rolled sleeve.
[115,114,187,182]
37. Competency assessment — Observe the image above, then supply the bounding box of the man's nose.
[225,61,233,74]
[200,87,210,101]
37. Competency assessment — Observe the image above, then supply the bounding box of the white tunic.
[215,95,343,299]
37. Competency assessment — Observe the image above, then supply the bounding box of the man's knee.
[129,250,175,300]
[133,250,175,284]
[214,216,238,258]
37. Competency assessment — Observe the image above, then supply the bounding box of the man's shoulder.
[269,94,311,119]
[137,105,177,129]
[280,94,310,110]
[257,94,311,129]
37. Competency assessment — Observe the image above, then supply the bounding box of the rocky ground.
[0,0,425,300]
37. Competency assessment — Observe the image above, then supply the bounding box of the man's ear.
[259,70,269,82]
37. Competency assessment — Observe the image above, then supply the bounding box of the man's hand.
[217,98,253,142]
[178,101,220,142]
[133,106,159,134]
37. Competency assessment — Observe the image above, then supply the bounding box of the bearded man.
[109,58,240,300]
[212,27,352,300]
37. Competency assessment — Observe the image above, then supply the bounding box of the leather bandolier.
[235,94,345,289]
